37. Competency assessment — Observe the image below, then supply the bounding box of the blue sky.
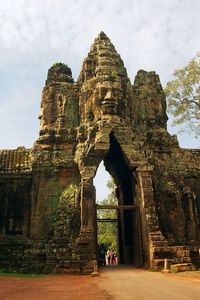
[0,0,200,200]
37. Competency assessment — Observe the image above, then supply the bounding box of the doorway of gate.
[97,212,118,266]
[94,172,143,267]
[96,204,137,266]
[94,133,144,267]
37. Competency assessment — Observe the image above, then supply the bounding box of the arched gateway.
[0,32,200,274]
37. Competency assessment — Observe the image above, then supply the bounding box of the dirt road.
[0,273,110,300]
[0,265,200,300]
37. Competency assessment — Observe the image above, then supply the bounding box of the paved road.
[96,265,200,300]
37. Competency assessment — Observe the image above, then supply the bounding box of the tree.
[97,178,118,251]
[164,52,200,138]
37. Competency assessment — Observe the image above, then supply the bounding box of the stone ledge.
[171,263,196,272]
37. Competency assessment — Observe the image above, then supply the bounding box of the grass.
[169,268,178,273]
[169,269,200,274]
[148,267,156,272]
[0,269,47,278]
[184,270,200,274]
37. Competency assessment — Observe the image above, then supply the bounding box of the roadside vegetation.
[0,269,47,277]
[165,52,200,141]
[97,179,118,251]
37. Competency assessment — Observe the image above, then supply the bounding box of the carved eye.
[111,89,116,96]
[113,88,122,98]
[100,87,107,98]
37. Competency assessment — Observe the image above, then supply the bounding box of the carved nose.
[104,90,113,99]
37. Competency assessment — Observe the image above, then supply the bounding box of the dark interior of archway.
[104,132,137,265]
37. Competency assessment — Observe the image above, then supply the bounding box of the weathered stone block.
[171,263,196,272]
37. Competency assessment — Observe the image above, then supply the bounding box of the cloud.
[0,0,200,148]
[0,80,40,149]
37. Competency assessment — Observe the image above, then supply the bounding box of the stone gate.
[0,32,200,273]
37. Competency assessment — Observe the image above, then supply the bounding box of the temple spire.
[96,31,110,41]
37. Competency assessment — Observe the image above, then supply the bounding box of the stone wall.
[0,147,32,236]
[152,148,200,245]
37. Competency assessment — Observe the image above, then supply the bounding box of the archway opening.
[94,133,143,267]
[94,161,118,265]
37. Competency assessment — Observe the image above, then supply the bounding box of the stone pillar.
[76,166,97,273]
[136,164,168,268]
[161,259,170,273]
[80,166,96,232]
[81,178,96,232]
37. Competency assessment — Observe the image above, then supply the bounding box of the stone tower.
[0,32,200,273]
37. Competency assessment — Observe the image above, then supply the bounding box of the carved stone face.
[39,89,58,130]
[100,87,119,115]
[78,31,130,123]
[91,80,123,119]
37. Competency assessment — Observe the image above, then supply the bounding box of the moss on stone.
[51,184,81,240]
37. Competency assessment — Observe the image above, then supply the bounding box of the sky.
[0,0,200,201]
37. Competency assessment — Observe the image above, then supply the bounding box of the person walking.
[107,249,111,265]
[110,250,115,264]
[99,244,106,266]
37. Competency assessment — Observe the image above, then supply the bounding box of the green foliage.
[106,179,116,191]
[58,184,80,207]
[111,71,116,78]
[110,71,116,81]
[0,269,46,278]
[164,52,200,138]
[97,179,118,251]
[50,184,80,236]
[52,62,61,66]
[169,268,178,273]
[148,267,156,272]
[98,224,117,250]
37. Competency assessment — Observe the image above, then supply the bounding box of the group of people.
[106,249,117,265]
[98,243,117,266]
